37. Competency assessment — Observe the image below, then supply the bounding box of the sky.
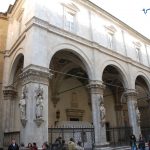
[0,0,150,39]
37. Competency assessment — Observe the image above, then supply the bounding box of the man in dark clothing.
[8,139,19,150]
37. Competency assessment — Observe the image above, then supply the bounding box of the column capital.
[19,64,53,85]
[87,80,105,94]
[124,89,137,99]
[3,85,17,100]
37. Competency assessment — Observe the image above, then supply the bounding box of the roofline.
[2,0,150,43]
[79,0,150,43]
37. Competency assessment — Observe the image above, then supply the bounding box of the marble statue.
[35,85,44,119]
[135,102,140,126]
[19,86,27,120]
[99,96,106,127]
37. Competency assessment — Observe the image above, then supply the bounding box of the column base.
[94,142,111,150]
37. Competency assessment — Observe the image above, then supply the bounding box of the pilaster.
[19,64,52,147]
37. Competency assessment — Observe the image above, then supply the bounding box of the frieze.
[87,80,105,94]
[3,85,17,100]
[19,66,53,85]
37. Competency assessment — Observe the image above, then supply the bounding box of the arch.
[9,52,24,85]
[134,71,150,91]
[101,60,129,89]
[48,43,94,80]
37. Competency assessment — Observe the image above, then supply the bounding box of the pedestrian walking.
[8,139,19,150]
[27,143,32,150]
[75,141,84,150]
[32,143,38,150]
[148,140,150,150]
[68,138,76,150]
[42,142,49,150]
[138,135,145,150]
[130,134,137,150]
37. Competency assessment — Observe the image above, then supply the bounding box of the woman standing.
[130,134,137,150]
[138,135,145,150]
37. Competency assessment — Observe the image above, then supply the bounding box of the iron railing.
[48,127,95,150]
[106,127,132,147]
[141,127,150,142]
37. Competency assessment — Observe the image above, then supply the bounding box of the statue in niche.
[99,96,106,127]
[135,102,140,126]
[35,85,44,119]
[19,86,27,120]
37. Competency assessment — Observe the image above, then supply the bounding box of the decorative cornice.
[19,64,53,85]
[3,85,17,100]
[25,17,150,73]
[87,80,105,94]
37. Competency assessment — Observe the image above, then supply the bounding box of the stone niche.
[66,108,84,121]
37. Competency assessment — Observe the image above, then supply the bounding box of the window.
[64,10,75,32]
[107,33,113,49]
[133,41,142,62]
[135,47,141,62]
[105,25,116,49]
[17,9,24,36]
[62,2,78,32]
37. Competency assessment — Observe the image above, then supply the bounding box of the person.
[8,139,19,150]
[20,143,25,150]
[130,134,137,150]
[75,141,84,150]
[138,135,145,150]
[68,138,76,150]
[27,143,32,150]
[52,137,62,150]
[32,143,38,150]
[42,142,49,150]
[61,140,67,150]
[148,140,150,150]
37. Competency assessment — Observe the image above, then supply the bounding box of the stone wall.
[0,13,9,147]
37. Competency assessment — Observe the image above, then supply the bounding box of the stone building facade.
[1,0,150,149]
[0,12,9,148]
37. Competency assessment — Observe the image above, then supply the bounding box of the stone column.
[124,89,141,139]
[88,80,108,149]
[3,86,17,132]
[19,65,52,147]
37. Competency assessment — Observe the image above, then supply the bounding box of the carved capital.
[124,89,137,100]
[19,65,53,85]
[87,80,105,94]
[3,86,17,100]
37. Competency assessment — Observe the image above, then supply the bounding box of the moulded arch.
[8,50,24,85]
[48,43,94,80]
[134,71,150,91]
[101,60,129,89]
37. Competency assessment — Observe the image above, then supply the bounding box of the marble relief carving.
[19,85,28,127]
[135,102,140,126]
[99,96,106,127]
[34,84,44,127]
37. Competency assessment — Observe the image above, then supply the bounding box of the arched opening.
[12,54,24,129]
[135,76,150,128]
[102,65,130,145]
[4,54,24,145]
[48,50,93,148]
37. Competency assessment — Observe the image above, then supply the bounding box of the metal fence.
[48,127,95,150]
[106,127,132,147]
[141,127,150,142]
[3,131,20,147]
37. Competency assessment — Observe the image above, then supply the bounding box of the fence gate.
[48,127,95,150]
